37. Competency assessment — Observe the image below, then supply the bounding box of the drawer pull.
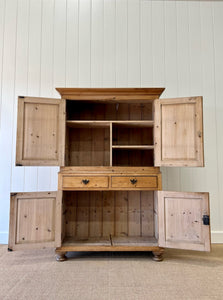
[82,179,90,185]
[130,179,137,185]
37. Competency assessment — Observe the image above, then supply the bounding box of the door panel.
[157,191,210,251]
[16,96,65,166]
[8,191,62,250]
[154,97,204,167]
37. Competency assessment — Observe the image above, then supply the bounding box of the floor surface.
[0,244,223,300]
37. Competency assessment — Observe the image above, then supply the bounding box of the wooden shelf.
[66,121,110,128]
[112,236,158,247]
[112,121,154,127]
[61,236,158,251]
[112,145,154,150]
[67,120,154,128]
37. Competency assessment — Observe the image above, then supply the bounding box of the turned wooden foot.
[152,250,164,262]
[55,251,67,262]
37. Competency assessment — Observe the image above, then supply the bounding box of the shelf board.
[60,236,159,251]
[112,121,154,127]
[112,145,154,150]
[63,237,111,247]
[66,121,110,128]
[66,120,154,128]
[112,236,158,247]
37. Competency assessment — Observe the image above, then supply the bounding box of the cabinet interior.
[65,100,154,167]
[62,191,158,247]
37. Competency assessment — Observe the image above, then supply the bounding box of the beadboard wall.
[0,0,222,244]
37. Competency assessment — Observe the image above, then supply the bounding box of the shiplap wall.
[0,0,223,244]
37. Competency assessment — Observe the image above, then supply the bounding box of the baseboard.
[211,231,223,243]
[0,232,8,244]
[1,231,223,245]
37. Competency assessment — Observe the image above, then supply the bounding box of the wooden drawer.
[111,176,158,189]
[62,176,109,189]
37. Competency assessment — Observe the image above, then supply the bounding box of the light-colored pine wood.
[115,191,128,237]
[16,96,65,166]
[111,176,158,189]
[57,235,161,252]
[76,192,89,238]
[89,192,103,237]
[58,167,162,191]
[102,191,115,237]
[157,191,210,251]
[8,191,62,250]
[59,166,161,174]
[141,191,154,237]
[154,96,204,167]
[112,145,154,150]
[62,176,109,189]
[56,87,165,101]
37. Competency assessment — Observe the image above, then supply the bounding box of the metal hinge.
[19,96,25,99]
[202,215,210,225]
[16,163,23,166]
[8,248,13,252]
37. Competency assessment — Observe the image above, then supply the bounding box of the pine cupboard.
[8,88,210,261]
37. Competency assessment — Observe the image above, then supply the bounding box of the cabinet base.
[55,247,164,262]
[152,250,164,262]
[55,251,67,262]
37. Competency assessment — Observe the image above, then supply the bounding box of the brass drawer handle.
[82,179,90,185]
[130,179,137,185]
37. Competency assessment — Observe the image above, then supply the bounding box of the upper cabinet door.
[154,97,204,167]
[16,96,65,166]
[8,191,62,251]
[157,191,210,251]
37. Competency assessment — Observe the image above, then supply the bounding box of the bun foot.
[152,250,164,262]
[55,251,67,262]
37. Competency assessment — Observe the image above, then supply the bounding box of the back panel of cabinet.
[62,191,157,246]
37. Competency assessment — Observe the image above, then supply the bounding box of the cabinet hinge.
[8,248,13,252]
[11,193,17,196]
[202,215,210,225]
[16,163,23,166]
[19,96,25,99]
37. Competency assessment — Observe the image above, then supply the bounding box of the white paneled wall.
[0,0,223,243]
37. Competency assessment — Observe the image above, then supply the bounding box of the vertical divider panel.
[110,122,113,166]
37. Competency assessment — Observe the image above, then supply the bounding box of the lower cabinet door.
[157,191,210,251]
[8,191,62,250]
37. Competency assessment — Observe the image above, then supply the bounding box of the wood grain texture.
[154,97,204,167]
[158,191,210,251]
[8,191,62,250]
[62,191,157,246]
[58,168,162,191]
[16,97,65,166]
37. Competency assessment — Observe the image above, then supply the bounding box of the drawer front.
[111,176,158,189]
[62,176,109,189]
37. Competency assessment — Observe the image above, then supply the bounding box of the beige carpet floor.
[0,244,223,300]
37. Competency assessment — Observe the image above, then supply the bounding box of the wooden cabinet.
[9,88,210,261]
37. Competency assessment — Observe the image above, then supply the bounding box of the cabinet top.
[56,87,165,101]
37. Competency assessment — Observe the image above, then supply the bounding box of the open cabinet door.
[154,97,204,167]
[157,191,210,251]
[16,96,65,166]
[8,191,62,251]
